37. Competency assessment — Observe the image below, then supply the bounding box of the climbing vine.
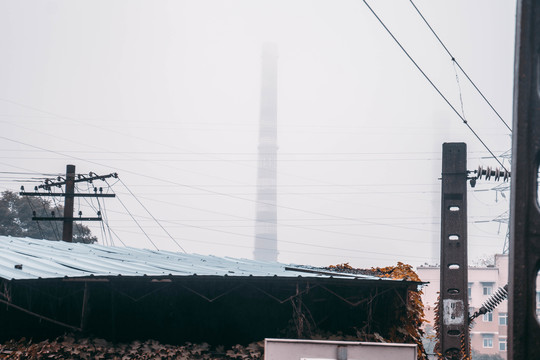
[371,262,428,360]
[328,262,428,360]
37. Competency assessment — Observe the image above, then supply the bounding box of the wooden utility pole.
[62,165,76,242]
[20,165,117,243]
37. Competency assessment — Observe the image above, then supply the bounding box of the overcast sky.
[0,0,516,268]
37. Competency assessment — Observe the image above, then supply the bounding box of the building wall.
[417,254,511,359]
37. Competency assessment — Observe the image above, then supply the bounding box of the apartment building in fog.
[417,254,511,359]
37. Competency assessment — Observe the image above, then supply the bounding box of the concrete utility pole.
[509,0,540,358]
[439,143,469,360]
[254,42,279,262]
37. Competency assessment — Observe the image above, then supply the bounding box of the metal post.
[509,1,540,358]
[80,282,89,331]
[62,164,75,242]
[440,143,469,360]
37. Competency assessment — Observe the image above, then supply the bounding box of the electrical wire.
[1,98,502,198]
[408,0,512,133]
[93,195,109,246]
[103,189,441,238]
[75,183,104,246]
[8,163,503,258]
[73,186,86,243]
[453,61,467,121]
[13,185,497,258]
[23,195,45,239]
[38,193,60,241]
[99,189,116,246]
[97,203,439,249]
[0,133,505,226]
[0,136,438,230]
[361,0,509,173]
[80,186,126,247]
[112,227,436,263]
[114,193,159,251]
[0,171,60,176]
[103,226,127,247]
[0,150,503,155]
[113,190,439,196]
[115,178,186,253]
[49,190,65,241]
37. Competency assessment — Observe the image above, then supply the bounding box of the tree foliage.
[0,190,97,244]
[327,262,428,360]
[0,335,264,359]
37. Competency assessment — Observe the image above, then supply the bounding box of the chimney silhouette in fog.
[254,43,278,262]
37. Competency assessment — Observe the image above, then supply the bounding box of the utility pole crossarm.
[38,172,118,190]
[32,217,103,221]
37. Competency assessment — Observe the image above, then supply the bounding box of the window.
[499,338,507,351]
[499,312,508,326]
[468,283,473,300]
[483,334,494,348]
[482,283,494,296]
[537,291,540,321]
[483,312,493,322]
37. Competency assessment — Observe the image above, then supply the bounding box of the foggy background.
[0,0,515,268]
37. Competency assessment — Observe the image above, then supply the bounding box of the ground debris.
[0,335,263,360]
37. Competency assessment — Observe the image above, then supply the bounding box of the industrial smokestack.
[254,43,278,262]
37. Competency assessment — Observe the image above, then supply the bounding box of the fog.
[0,0,515,268]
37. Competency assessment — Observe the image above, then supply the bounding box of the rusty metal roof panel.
[0,236,391,281]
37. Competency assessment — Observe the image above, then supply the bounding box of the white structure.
[254,43,279,262]
[264,339,417,360]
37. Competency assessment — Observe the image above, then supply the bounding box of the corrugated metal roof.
[0,236,394,281]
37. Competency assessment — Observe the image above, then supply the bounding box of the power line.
[0,98,500,195]
[99,189,116,246]
[0,158,440,163]
[0,136,433,228]
[102,183,442,188]
[38,193,60,241]
[113,187,436,235]
[111,190,439,196]
[93,202,441,246]
[2,153,501,254]
[0,149,506,155]
[77,183,126,247]
[111,227,434,262]
[115,178,186,253]
[23,195,45,239]
[408,0,512,133]
[115,193,159,251]
[74,180,498,241]
[361,0,509,173]
[94,190,111,246]
[453,61,468,121]
[0,171,60,176]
